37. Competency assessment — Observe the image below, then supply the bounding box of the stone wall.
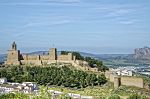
[57,55,69,61]
[109,73,118,82]
[57,53,73,61]
[40,55,49,60]
[121,76,144,88]
[6,42,76,66]
[105,71,144,88]
[25,55,37,60]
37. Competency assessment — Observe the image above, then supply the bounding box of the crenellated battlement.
[5,42,75,66]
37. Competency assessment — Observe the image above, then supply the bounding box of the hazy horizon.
[0,0,150,54]
[0,44,139,54]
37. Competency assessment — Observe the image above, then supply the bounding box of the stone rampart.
[121,76,144,88]
[105,70,144,88]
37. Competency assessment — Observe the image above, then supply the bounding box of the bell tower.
[12,41,17,50]
[5,42,21,65]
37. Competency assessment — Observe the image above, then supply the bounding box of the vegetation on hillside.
[0,93,30,99]
[84,57,108,71]
[108,95,120,99]
[0,66,107,88]
[0,87,149,99]
[127,94,149,99]
[61,51,108,71]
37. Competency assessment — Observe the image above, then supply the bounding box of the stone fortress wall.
[5,42,75,66]
[5,42,99,72]
[121,76,144,88]
[105,71,144,89]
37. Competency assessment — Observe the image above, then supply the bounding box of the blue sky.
[0,0,150,54]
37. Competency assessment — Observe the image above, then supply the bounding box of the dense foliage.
[0,93,29,99]
[108,95,120,99]
[61,51,108,71]
[84,57,108,71]
[0,66,107,88]
[127,94,149,99]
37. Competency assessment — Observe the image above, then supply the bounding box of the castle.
[5,42,76,66]
[5,42,147,89]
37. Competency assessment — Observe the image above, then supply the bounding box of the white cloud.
[14,32,25,37]
[107,9,134,17]
[23,19,72,28]
[22,15,75,28]
[95,4,136,17]
[92,4,141,25]
[119,20,136,25]
[0,0,81,6]
[45,0,81,3]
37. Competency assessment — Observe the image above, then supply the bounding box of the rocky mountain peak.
[133,46,150,60]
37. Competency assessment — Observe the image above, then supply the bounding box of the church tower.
[5,42,21,65]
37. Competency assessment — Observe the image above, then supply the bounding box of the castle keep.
[5,42,76,66]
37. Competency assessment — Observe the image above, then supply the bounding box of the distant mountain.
[95,54,130,59]
[79,52,97,57]
[1,48,149,65]
[133,47,150,60]
[26,51,97,57]
[25,51,49,55]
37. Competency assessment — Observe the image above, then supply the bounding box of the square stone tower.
[49,48,57,60]
[68,53,73,61]
[114,77,121,89]
[5,42,21,65]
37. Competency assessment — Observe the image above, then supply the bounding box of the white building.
[66,93,81,99]
[111,67,133,76]
[81,96,93,99]
[0,78,7,84]
[116,70,133,76]
[22,82,38,90]
[0,86,14,93]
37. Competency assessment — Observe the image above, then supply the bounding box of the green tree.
[108,95,120,99]
[127,94,149,99]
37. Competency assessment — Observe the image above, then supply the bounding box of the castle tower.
[68,53,73,61]
[49,48,57,60]
[5,42,21,65]
[114,77,121,89]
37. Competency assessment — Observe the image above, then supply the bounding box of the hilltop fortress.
[5,42,98,72]
[5,42,149,90]
[5,42,76,66]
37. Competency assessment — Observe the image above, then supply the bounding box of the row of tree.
[0,93,149,99]
[61,51,108,72]
[108,94,149,99]
[0,66,107,88]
